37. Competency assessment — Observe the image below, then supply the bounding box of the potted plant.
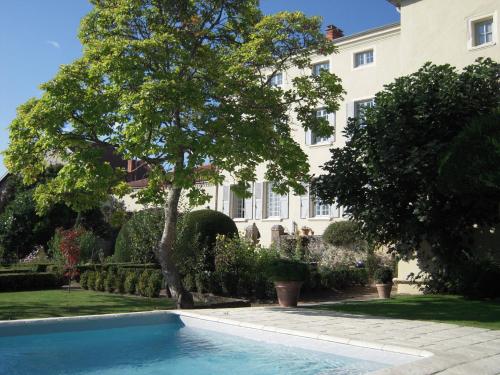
[374,267,393,299]
[267,258,309,307]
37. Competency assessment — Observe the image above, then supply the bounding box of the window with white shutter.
[254,182,263,220]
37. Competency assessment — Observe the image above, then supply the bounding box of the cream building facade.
[124,0,500,292]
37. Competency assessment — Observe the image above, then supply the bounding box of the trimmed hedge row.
[80,269,163,298]
[77,263,161,273]
[0,272,63,292]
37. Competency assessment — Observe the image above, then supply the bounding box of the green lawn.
[309,295,500,330]
[0,290,176,321]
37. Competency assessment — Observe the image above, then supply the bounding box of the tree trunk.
[158,186,194,309]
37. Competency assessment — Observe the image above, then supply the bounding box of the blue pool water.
[0,315,387,375]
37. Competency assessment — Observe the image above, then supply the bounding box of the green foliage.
[0,190,75,261]
[312,267,368,290]
[95,271,106,292]
[104,269,117,292]
[323,221,363,247]
[87,271,96,291]
[124,271,138,295]
[78,230,106,263]
[80,271,90,290]
[314,59,500,296]
[114,208,164,263]
[0,272,63,292]
[374,267,393,284]
[266,258,309,282]
[115,269,126,294]
[137,270,150,297]
[145,271,163,298]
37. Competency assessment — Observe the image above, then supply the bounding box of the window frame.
[468,13,497,50]
[310,108,335,146]
[269,72,283,87]
[231,189,246,219]
[353,49,375,69]
[311,61,330,76]
[266,183,281,219]
[353,97,375,122]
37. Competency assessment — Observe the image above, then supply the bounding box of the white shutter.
[254,182,263,220]
[330,203,340,218]
[222,185,230,216]
[280,193,289,219]
[305,129,312,146]
[244,184,253,220]
[300,186,309,219]
[347,101,355,120]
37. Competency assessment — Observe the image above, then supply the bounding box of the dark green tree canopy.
[313,59,500,285]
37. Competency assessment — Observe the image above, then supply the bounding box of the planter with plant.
[267,259,309,307]
[374,267,393,299]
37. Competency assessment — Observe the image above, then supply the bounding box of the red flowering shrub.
[58,228,83,290]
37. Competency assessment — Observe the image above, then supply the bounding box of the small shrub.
[323,221,362,247]
[137,270,150,297]
[124,271,138,294]
[87,271,96,290]
[115,270,126,294]
[105,270,116,292]
[95,271,106,291]
[80,271,90,289]
[374,267,393,284]
[266,258,309,282]
[145,271,163,298]
[78,230,105,263]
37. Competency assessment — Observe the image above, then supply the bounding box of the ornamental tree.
[58,228,83,292]
[313,59,500,295]
[5,0,344,307]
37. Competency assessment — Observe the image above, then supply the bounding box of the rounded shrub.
[137,270,150,297]
[374,267,393,284]
[266,258,309,282]
[114,208,164,263]
[124,271,138,294]
[105,270,116,293]
[87,271,96,290]
[80,271,90,290]
[115,269,126,294]
[146,271,163,298]
[322,221,362,247]
[95,271,106,291]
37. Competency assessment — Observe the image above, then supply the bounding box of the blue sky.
[0,0,399,176]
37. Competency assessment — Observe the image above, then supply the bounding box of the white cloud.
[46,40,61,49]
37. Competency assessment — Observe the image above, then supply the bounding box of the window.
[354,49,374,68]
[232,191,246,219]
[269,73,283,87]
[313,200,331,217]
[311,108,334,145]
[267,183,281,218]
[312,61,329,76]
[474,18,493,46]
[354,98,375,122]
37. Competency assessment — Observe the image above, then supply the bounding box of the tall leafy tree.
[313,59,500,295]
[5,0,344,307]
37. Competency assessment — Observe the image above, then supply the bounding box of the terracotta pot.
[376,283,393,299]
[274,281,303,307]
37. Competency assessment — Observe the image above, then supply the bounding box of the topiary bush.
[115,269,126,294]
[105,269,116,292]
[124,271,138,294]
[146,271,163,298]
[80,271,90,290]
[322,221,362,247]
[95,271,106,291]
[114,208,164,263]
[265,258,309,282]
[87,271,96,290]
[137,270,150,297]
[374,267,393,284]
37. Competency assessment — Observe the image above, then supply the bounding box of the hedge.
[0,272,63,292]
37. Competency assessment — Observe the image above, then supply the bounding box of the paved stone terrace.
[188,306,500,375]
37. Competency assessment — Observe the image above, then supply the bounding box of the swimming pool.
[0,311,424,375]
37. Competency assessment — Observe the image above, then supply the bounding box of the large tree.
[313,59,500,295]
[5,0,344,307]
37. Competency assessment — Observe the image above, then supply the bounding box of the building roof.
[387,0,401,7]
[333,22,401,45]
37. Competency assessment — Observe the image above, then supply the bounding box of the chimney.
[326,25,344,41]
[127,159,136,173]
